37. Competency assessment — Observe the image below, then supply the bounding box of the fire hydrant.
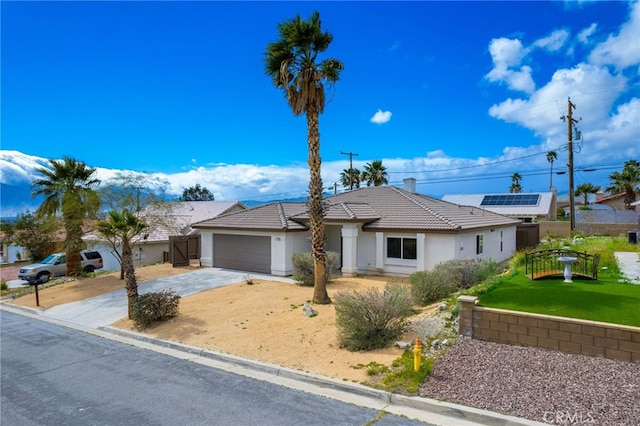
[413,337,422,372]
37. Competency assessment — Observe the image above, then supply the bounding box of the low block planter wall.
[458,296,640,364]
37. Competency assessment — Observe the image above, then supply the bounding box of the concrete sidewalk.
[615,251,640,284]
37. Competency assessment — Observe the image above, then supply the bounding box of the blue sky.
[2,1,639,202]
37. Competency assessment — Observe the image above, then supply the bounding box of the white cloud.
[485,38,536,94]
[370,109,392,124]
[578,23,597,45]
[589,0,640,70]
[532,29,570,52]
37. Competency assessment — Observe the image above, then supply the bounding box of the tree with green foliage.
[546,150,558,189]
[32,157,100,277]
[96,210,147,319]
[362,160,389,187]
[180,184,215,201]
[509,172,522,193]
[339,168,361,190]
[1,211,58,262]
[265,10,344,304]
[99,172,177,278]
[605,160,640,210]
[575,182,601,205]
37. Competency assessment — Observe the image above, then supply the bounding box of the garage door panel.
[213,235,271,274]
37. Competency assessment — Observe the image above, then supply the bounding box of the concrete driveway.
[39,268,294,328]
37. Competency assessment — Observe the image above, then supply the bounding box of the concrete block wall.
[457,296,640,364]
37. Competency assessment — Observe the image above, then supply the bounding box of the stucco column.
[416,233,426,271]
[457,295,478,338]
[341,225,358,277]
[375,232,384,273]
[200,231,214,267]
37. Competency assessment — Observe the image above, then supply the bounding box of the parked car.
[18,250,104,283]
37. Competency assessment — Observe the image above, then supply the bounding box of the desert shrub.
[334,282,413,351]
[433,258,498,289]
[132,290,181,329]
[291,251,340,286]
[0,281,8,291]
[409,269,457,306]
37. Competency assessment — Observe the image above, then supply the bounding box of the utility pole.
[567,98,578,232]
[341,151,359,191]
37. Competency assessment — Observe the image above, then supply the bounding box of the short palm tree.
[509,172,522,193]
[265,11,343,304]
[605,160,640,210]
[340,168,360,190]
[546,150,558,189]
[96,210,148,319]
[32,157,100,277]
[362,160,389,187]
[575,182,601,206]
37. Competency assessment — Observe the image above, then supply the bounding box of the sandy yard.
[7,264,444,384]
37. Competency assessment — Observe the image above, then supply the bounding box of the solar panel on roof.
[480,194,540,206]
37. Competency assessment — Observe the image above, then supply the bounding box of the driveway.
[39,268,294,328]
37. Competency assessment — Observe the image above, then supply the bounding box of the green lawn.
[477,270,640,327]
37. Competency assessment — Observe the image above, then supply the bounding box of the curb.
[99,325,544,426]
[1,302,544,426]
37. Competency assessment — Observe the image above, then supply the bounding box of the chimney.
[403,178,416,193]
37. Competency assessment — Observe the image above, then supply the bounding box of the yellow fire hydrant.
[413,337,422,372]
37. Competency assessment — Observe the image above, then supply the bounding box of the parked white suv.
[18,250,104,283]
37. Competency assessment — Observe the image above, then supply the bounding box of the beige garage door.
[213,234,271,274]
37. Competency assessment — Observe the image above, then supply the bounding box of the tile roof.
[194,186,520,232]
[85,201,247,243]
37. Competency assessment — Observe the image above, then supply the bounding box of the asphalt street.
[1,310,432,426]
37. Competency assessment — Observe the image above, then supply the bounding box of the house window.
[500,231,503,252]
[476,234,484,255]
[387,237,417,260]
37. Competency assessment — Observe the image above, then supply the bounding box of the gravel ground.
[419,338,640,425]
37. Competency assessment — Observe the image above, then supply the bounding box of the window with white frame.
[387,237,417,260]
[476,234,484,255]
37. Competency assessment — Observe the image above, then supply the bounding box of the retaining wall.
[458,295,640,364]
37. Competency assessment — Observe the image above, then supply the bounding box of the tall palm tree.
[546,150,558,189]
[339,168,360,190]
[605,160,640,210]
[96,210,147,319]
[362,160,389,187]
[575,182,601,206]
[509,172,522,193]
[32,157,100,277]
[265,11,343,304]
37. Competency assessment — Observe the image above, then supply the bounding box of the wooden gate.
[169,234,201,267]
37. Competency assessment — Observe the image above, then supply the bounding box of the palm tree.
[339,168,361,190]
[509,172,522,193]
[32,157,100,277]
[96,210,147,319]
[265,11,343,304]
[575,182,601,206]
[605,160,640,210]
[362,160,389,187]
[546,150,558,189]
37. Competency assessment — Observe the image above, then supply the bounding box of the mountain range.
[0,150,295,219]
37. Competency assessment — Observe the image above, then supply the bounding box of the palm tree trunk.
[63,210,84,277]
[307,111,330,304]
[121,238,139,319]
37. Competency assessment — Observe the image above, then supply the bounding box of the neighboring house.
[442,191,558,222]
[0,234,24,263]
[594,192,633,211]
[84,201,247,271]
[192,180,521,277]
